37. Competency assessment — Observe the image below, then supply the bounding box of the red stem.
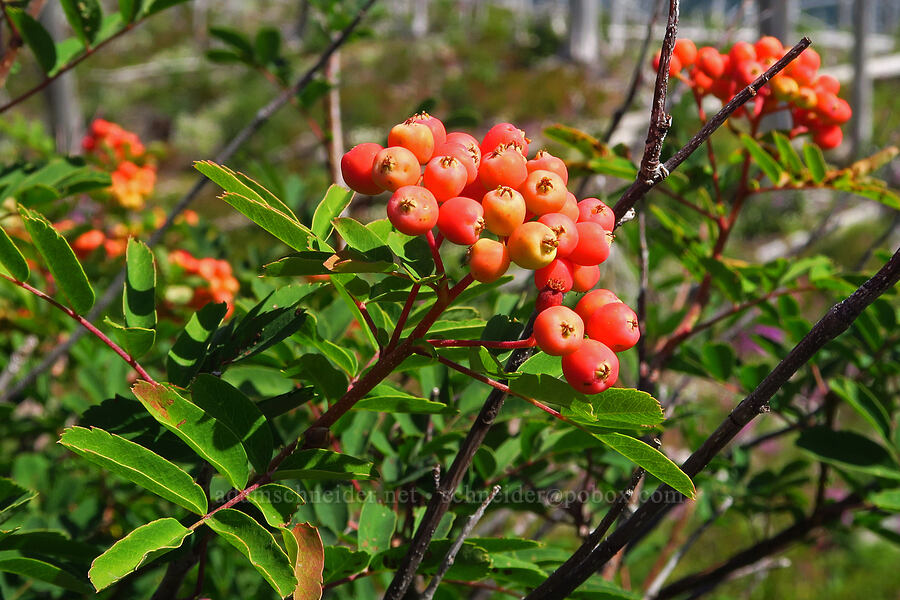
[426,337,535,349]
[351,294,380,347]
[1,274,155,383]
[426,230,445,277]
[386,283,421,352]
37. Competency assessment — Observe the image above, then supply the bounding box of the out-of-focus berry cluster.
[168,250,239,317]
[82,119,157,209]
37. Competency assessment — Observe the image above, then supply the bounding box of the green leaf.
[803,143,828,182]
[324,545,370,584]
[740,134,784,184]
[194,161,299,222]
[132,381,250,489]
[586,156,639,180]
[205,509,297,597]
[868,489,900,512]
[254,27,281,64]
[118,0,142,22]
[262,251,333,277]
[312,185,354,242]
[89,518,192,591]
[595,433,695,498]
[0,477,36,523]
[246,484,304,528]
[60,0,102,45]
[543,124,609,158]
[772,132,804,175]
[289,523,325,600]
[209,26,253,59]
[700,342,736,380]
[796,427,900,479]
[191,374,273,474]
[356,385,452,414]
[6,9,56,73]
[59,426,208,514]
[142,0,189,16]
[332,217,393,260]
[829,377,892,443]
[222,192,313,251]
[166,301,227,387]
[104,319,155,358]
[0,226,29,281]
[357,501,396,554]
[274,449,376,481]
[590,388,664,427]
[0,557,91,593]
[18,206,94,313]
[123,238,156,329]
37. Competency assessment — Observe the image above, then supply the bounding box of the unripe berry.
[372,146,421,191]
[341,143,384,195]
[575,288,621,324]
[409,112,447,147]
[770,74,799,102]
[585,302,640,352]
[481,122,529,156]
[507,221,558,270]
[479,144,528,190]
[534,306,584,356]
[527,150,568,184]
[436,196,485,245]
[520,169,567,215]
[388,120,435,164]
[562,339,619,394]
[794,87,818,110]
[468,238,510,283]
[482,186,526,236]
[538,212,579,258]
[534,258,574,293]
[386,186,439,236]
[571,263,601,293]
[576,197,615,231]
[673,38,698,67]
[423,155,468,202]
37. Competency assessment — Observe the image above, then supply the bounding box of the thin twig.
[524,247,900,599]
[636,211,651,391]
[0,0,378,403]
[421,485,501,600]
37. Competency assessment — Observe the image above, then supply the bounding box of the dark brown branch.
[0,0,378,404]
[524,246,900,599]
[613,37,812,223]
[653,492,863,599]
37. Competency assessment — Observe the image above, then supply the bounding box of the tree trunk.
[569,0,599,64]
[40,1,83,155]
[851,0,873,156]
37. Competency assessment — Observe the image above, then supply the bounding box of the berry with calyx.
[576,197,615,231]
[479,144,528,190]
[527,150,568,184]
[409,112,447,147]
[482,186,526,236]
[468,238,510,283]
[341,143,384,195]
[481,122,529,155]
[434,141,478,184]
[567,222,612,266]
[534,258,574,293]
[437,196,484,245]
[388,119,435,164]
[585,302,640,352]
[534,306,584,356]
[575,288,621,323]
[520,169,566,215]
[372,146,421,191]
[538,212,579,258]
[562,339,619,393]
[387,186,439,236]
[507,221,558,270]
[423,155,468,202]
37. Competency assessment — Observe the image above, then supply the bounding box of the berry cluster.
[341,115,638,393]
[82,119,157,209]
[169,250,240,316]
[657,37,851,149]
[72,228,125,259]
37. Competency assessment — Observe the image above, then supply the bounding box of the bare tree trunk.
[325,51,344,187]
[851,0,873,156]
[40,1,83,154]
[569,0,599,64]
[758,0,795,43]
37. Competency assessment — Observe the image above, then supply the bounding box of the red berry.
[814,74,840,95]
[691,68,715,94]
[459,177,489,203]
[571,263,600,293]
[568,222,612,266]
[481,122,529,156]
[479,144,528,190]
[788,62,816,86]
[534,306,584,356]
[728,41,756,66]
[437,196,485,245]
[446,132,482,181]
[482,186,526,236]
[697,47,725,78]
[562,339,619,394]
[575,288,620,323]
[534,258,574,293]
[434,141,478,184]
[388,120,435,164]
[372,146,421,191]
[409,112,447,147]
[468,238,510,283]
[755,36,784,61]
[387,186,439,236]
[507,221,558,270]
[816,92,851,125]
[341,143,384,195]
[653,51,682,76]
[520,169,567,215]
[585,302,640,352]
[813,124,843,150]
[576,197,615,231]
[735,60,764,86]
[72,229,106,258]
[674,38,698,67]
[797,47,820,71]
[538,212,579,258]
[527,150,568,184]
[423,155,468,202]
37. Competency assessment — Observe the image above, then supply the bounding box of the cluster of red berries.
[341,115,637,394]
[72,228,126,259]
[656,37,851,149]
[82,119,157,209]
[169,250,240,316]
